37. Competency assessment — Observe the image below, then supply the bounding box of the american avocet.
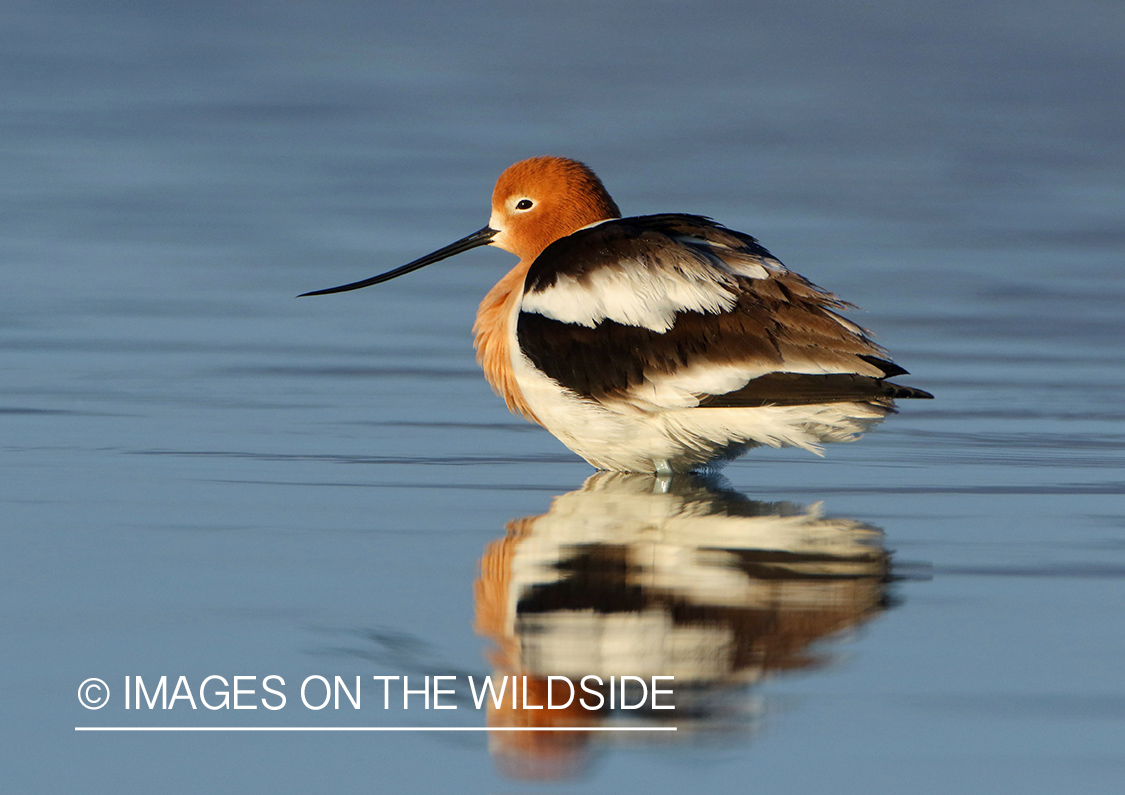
[302,156,931,473]
[473,473,891,777]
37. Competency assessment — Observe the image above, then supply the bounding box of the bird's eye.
[515,199,534,211]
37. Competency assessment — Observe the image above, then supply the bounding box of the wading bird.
[302,156,931,473]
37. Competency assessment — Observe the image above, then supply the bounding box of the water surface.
[2,1,1123,792]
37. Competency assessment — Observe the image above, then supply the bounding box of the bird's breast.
[473,260,539,423]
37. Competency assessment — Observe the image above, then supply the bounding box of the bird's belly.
[512,360,678,472]
[509,350,891,473]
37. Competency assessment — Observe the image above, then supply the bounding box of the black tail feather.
[698,372,933,408]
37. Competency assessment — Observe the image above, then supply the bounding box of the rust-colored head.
[299,156,621,298]
[488,156,622,261]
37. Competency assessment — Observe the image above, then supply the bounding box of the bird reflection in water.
[474,472,897,779]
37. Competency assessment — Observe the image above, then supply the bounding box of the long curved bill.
[299,226,498,297]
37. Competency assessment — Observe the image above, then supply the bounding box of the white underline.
[75,726,676,732]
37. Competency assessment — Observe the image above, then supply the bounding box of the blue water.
[3,1,1123,792]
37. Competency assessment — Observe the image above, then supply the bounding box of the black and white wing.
[516,214,931,411]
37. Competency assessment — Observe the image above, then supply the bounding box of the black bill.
[299,226,498,297]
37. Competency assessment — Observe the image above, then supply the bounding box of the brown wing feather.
[697,373,933,408]
[518,215,929,407]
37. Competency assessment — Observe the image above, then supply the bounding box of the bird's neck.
[473,259,539,423]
